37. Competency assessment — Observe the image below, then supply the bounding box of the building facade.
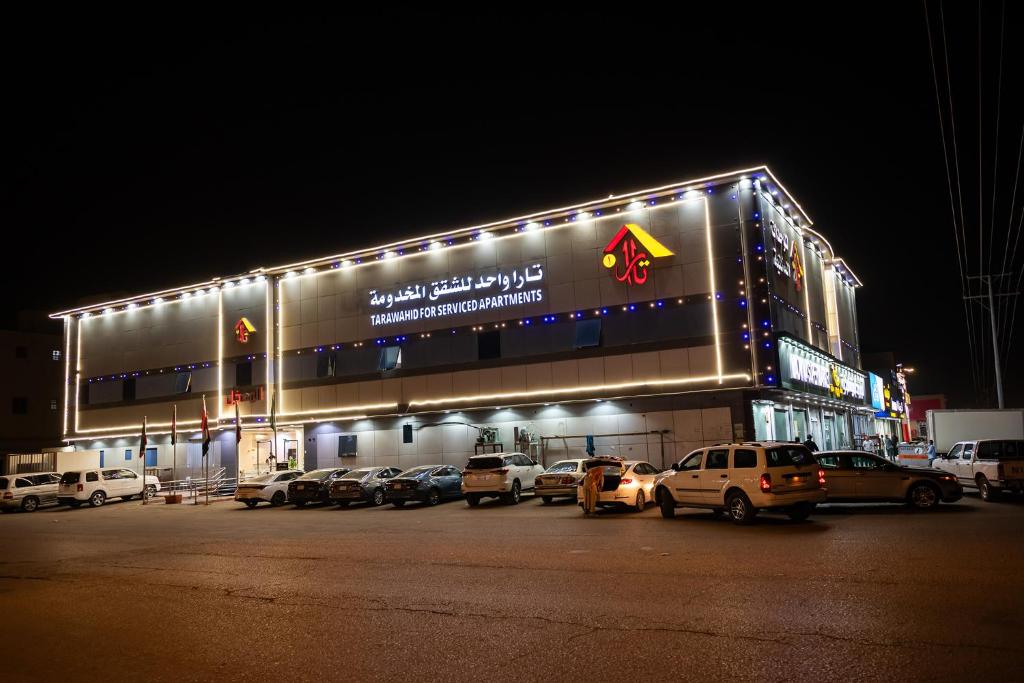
[0,319,64,464]
[52,167,875,480]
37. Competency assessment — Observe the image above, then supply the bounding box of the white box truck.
[926,409,1024,455]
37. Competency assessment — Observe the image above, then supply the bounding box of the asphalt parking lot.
[2,491,1023,682]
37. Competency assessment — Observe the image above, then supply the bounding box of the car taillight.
[495,468,509,475]
[535,477,542,486]
[77,484,84,492]
[818,469,827,487]
[619,478,632,485]
[2,492,12,499]
[560,476,575,485]
[759,473,772,492]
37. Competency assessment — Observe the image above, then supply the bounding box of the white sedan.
[577,459,662,512]
[234,470,303,508]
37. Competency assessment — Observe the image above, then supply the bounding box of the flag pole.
[140,416,148,506]
[171,404,177,487]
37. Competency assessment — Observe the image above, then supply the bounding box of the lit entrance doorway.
[237,427,305,481]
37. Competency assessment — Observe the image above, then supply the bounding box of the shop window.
[122,377,136,402]
[236,361,253,387]
[477,331,501,360]
[175,371,192,394]
[574,319,602,349]
[316,351,337,378]
[15,346,27,359]
[11,397,28,414]
[378,346,402,371]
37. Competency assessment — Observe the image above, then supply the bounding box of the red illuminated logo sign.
[602,223,674,285]
[234,317,256,343]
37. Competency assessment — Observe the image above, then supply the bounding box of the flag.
[269,389,277,432]
[171,405,177,447]
[201,395,211,457]
[234,399,242,445]
[139,416,148,458]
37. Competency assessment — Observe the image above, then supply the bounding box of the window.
[316,351,337,378]
[977,440,1024,459]
[764,446,814,467]
[174,371,192,394]
[102,470,120,480]
[124,449,132,461]
[145,448,158,467]
[52,350,61,361]
[86,472,98,482]
[815,454,842,469]
[734,449,758,469]
[11,397,27,414]
[235,361,253,387]
[122,377,136,402]
[120,470,138,479]
[477,330,501,360]
[338,434,358,457]
[50,399,57,410]
[15,478,32,488]
[15,346,27,359]
[402,424,413,444]
[574,319,602,349]
[546,461,580,473]
[678,452,703,471]
[962,444,975,460]
[99,450,105,468]
[705,449,729,469]
[946,444,962,460]
[378,346,402,371]
[850,455,884,470]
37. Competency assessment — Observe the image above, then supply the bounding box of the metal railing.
[151,467,238,504]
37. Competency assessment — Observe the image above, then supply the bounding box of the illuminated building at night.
[51,167,875,477]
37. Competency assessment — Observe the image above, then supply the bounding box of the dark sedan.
[383,465,463,507]
[287,468,351,507]
[329,467,403,506]
[815,451,962,509]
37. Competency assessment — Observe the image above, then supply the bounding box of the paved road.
[2,491,1023,682]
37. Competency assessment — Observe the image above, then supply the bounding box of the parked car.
[1,472,61,513]
[287,468,351,507]
[57,468,161,508]
[329,467,403,506]
[576,458,661,512]
[384,465,463,507]
[931,439,1024,501]
[535,459,587,503]
[653,442,826,525]
[234,469,304,508]
[462,452,545,506]
[814,450,961,509]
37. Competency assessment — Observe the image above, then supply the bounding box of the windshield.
[396,467,431,479]
[298,470,335,480]
[545,461,579,474]
[466,457,504,469]
[765,446,814,468]
[60,472,81,485]
[340,469,373,480]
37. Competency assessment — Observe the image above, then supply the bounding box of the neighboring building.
[50,166,876,480]
[908,394,946,440]
[0,313,64,464]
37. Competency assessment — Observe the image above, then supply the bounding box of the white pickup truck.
[931,439,1024,501]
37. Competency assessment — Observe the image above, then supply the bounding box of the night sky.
[5,5,1022,407]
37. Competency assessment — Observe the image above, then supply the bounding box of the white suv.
[462,452,545,506]
[654,442,826,524]
[58,468,162,508]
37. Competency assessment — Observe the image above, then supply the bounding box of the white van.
[58,468,161,508]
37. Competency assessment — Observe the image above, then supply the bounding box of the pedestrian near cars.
[802,436,819,452]
[582,465,602,516]
[927,439,937,465]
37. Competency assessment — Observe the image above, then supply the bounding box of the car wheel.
[541,496,553,504]
[89,491,106,508]
[978,475,1000,502]
[270,491,286,507]
[634,490,645,512]
[908,482,940,509]
[21,496,39,513]
[658,490,676,518]
[503,481,521,505]
[466,494,480,507]
[726,491,757,525]
[786,502,814,522]
[372,488,386,506]
[426,488,441,506]
[144,485,156,500]
[244,500,259,509]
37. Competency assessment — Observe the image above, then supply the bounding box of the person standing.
[582,464,603,516]
[927,439,937,465]
[802,435,819,452]
[884,435,895,461]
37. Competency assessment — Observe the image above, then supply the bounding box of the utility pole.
[965,274,1018,409]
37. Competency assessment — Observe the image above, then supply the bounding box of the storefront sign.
[225,385,265,405]
[868,373,885,411]
[768,220,803,291]
[870,371,906,419]
[368,264,545,327]
[234,317,256,343]
[778,336,866,405]
[602,224,674,286]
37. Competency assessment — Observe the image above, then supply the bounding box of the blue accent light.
[742,332,750,341]
[755,244,764,252]
[656,301,664,308]
[739,299,747,308]
[753,212,760,219]
[762,320,770,328]
[601,308,608,315]
[766,374,775,383]
[763,342,771,349]
[628,304,636,311]
[715,293,722,300]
